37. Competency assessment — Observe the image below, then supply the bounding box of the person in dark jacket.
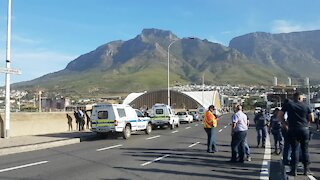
[269,108,283,155]
[254,109,269,148]
[278,92,314,176]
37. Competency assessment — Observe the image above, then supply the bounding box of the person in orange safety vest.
[203,105,219,153]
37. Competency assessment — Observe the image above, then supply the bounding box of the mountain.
[13,28,289,97]
[229,30,320,81]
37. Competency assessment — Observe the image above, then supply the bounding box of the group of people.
[202,91,314,176]
[66,109,91,131]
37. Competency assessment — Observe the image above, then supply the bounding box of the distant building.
[123,90,221,110]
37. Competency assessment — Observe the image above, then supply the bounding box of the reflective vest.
[203,110,218,128]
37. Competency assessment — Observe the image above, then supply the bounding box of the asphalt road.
[0,113,319,180]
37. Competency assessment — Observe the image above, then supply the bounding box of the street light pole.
[167,39,177,107]
[167,37,195,107]
[5,0,12,138]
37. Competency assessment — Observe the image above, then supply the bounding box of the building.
[123,90,221,110]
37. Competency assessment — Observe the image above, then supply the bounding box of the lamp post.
[167,37,194,106]
[167,40,177,107]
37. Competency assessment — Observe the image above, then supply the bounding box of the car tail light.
[114,120,118,126]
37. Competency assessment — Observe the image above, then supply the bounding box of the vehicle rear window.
[117,108,126,118]
[177,112,186,115]
[155,109,164,114]
[98,111,108,119]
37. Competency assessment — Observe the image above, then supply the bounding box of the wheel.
[145,123,152,135]
[170,121,175,130]
[176,121,180,128]
[123,125,131,139]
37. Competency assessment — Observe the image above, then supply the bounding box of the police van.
[150,103,179,129]
[91,104,152,139]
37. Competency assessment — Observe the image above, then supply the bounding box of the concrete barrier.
[0,112,82,137]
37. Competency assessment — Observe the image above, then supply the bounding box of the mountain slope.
[229,30,320,80]
[13,28,285,97]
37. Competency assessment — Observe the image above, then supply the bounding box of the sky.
[0,0,319,86]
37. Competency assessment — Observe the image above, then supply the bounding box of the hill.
[229,30,320,82]
[13,28,302,97]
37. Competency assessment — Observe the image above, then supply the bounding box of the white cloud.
[12,35,41,45]
[271,20,320,33]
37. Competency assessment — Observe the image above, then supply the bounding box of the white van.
[91,104,152,139]
[150,103,179,129]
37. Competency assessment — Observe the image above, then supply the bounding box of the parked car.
[176,111,193,124]
[189,110,200,121]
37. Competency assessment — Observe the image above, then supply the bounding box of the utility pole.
[1,0,22,138]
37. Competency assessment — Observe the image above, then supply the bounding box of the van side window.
[155,109,163,115]
[117,108,126,118]
[98,111,108,119]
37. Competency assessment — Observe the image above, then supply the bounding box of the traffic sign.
[0,67,21,75]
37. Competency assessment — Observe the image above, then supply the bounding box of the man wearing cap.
[203,105,219,153]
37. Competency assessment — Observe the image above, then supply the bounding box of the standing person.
[85,110,91,129]
[269,108,283,155]
[78,109,85,130]
[244,115,251,161]
[254,109,269,148]
[280,99,292,165]
[66,114,73,131]
[315,108,320,131]
[230,105,248,163]
[203,105,219,153]
[73,110,80,131]
[278,92,314,176]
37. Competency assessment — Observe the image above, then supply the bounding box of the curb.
[0,138,80,157]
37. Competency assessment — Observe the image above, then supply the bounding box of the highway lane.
[0,113,274,180]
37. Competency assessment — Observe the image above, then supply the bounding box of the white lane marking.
[307,175,317,180]
[195,124,199,127]
[188,142,200,148]
[185,127,191,129]
[0,161,49,173]
[224,126,228,128]
[97,144,123,152]
[218,129,223,132]
[140,154,170,166]
[171,130,179,134]
[260,134,271,180]
[146,135,161,140]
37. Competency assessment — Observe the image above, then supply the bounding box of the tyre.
[176,121,180,128]
[170,121,175,130]
[145,123,152,135]
[123,125,131,139]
